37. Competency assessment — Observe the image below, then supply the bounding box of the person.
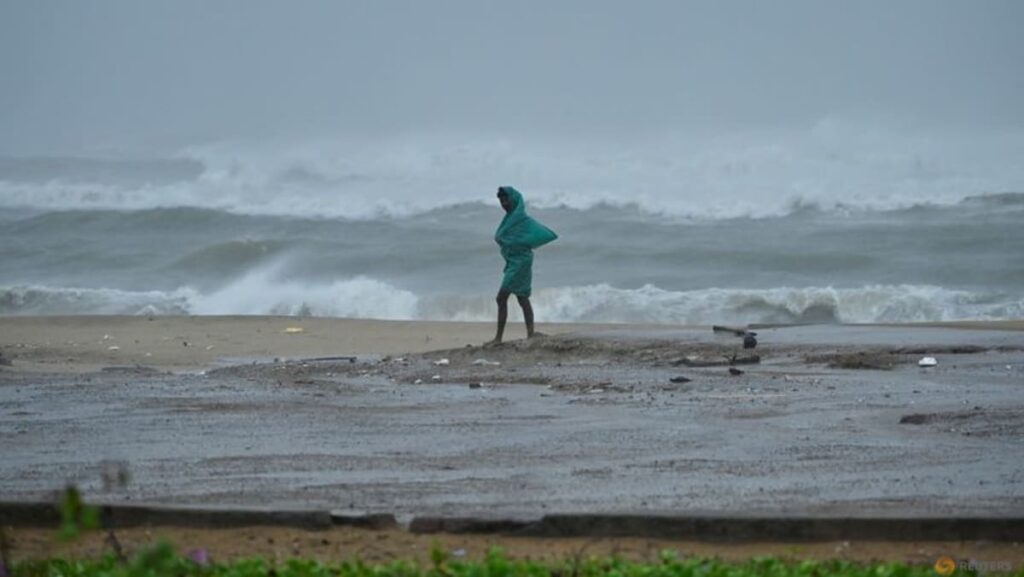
[486,186,558,345]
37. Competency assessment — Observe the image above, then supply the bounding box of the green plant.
[8,546,1024,577]
[58,486,100,542]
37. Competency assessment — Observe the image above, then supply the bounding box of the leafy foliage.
[9,547,1022,577]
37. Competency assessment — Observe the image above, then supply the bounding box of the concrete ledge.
[408,517,532,534]
[329,511,399,530]
[3,503,1022,542]
[102,506,334,531]
[0,502,332,531]
[0,502,60,527]
[517,514,1024,542]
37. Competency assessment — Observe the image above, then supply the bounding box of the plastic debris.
[918,357,938,367]
[431,374,442,382]
[284,327,304,334]
[472,358,501,366]
[433,358,450,366]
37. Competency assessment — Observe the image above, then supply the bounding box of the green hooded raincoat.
[495,186,558,297]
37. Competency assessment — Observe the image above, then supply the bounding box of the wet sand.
[2,317,1023,562]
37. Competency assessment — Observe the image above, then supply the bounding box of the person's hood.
[496,185,527,240]
[495,186,558,250]
[498,186,523,214]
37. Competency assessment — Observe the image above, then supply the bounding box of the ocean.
[2,124,1022,324]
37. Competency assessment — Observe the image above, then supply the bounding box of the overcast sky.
[1,0,1022,154]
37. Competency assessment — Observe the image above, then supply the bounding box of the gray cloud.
[1,0,1022,153]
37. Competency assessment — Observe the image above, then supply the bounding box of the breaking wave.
[3,121,1023,221]
[3,281,1019,325]
[0,285,196,316]
[523,284,1023,325]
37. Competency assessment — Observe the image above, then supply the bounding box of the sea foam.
[3,281,1018,325]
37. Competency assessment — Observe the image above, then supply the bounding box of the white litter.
[431,374,442,382]
[107,346,120,351]
[918,357,938,367]
[433,358,450,366]
[472,358,501,366]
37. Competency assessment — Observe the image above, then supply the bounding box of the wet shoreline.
[2,321,1022,520]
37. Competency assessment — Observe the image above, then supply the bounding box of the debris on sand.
[433,358,450,366]
[676,355,760,367]
[894,345,985,355]
[101,365,162,375]
[303,356,357,363]
[805,352,903,370]
[729,367,745,376]
[712,325,748,336]
[899,414,930,425]
[743,333,758,349]
[669,376,692,383]
[918,356,938,367]
[714,325,758,349]
[899,407,986,426]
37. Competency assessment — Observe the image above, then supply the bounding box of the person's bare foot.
[483,339,503,348]
[527,331,547,339]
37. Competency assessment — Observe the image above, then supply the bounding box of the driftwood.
[674,354,760,367]
[712,325,758,349]
[712,325,748,336]
[301,356,357,363]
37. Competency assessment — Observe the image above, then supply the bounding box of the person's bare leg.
[485,290,510,346]
[517,295,536,338]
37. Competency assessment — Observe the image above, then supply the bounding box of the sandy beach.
[2,315,1021,374]
[2,316,1023,563]
[0,316,643,374]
